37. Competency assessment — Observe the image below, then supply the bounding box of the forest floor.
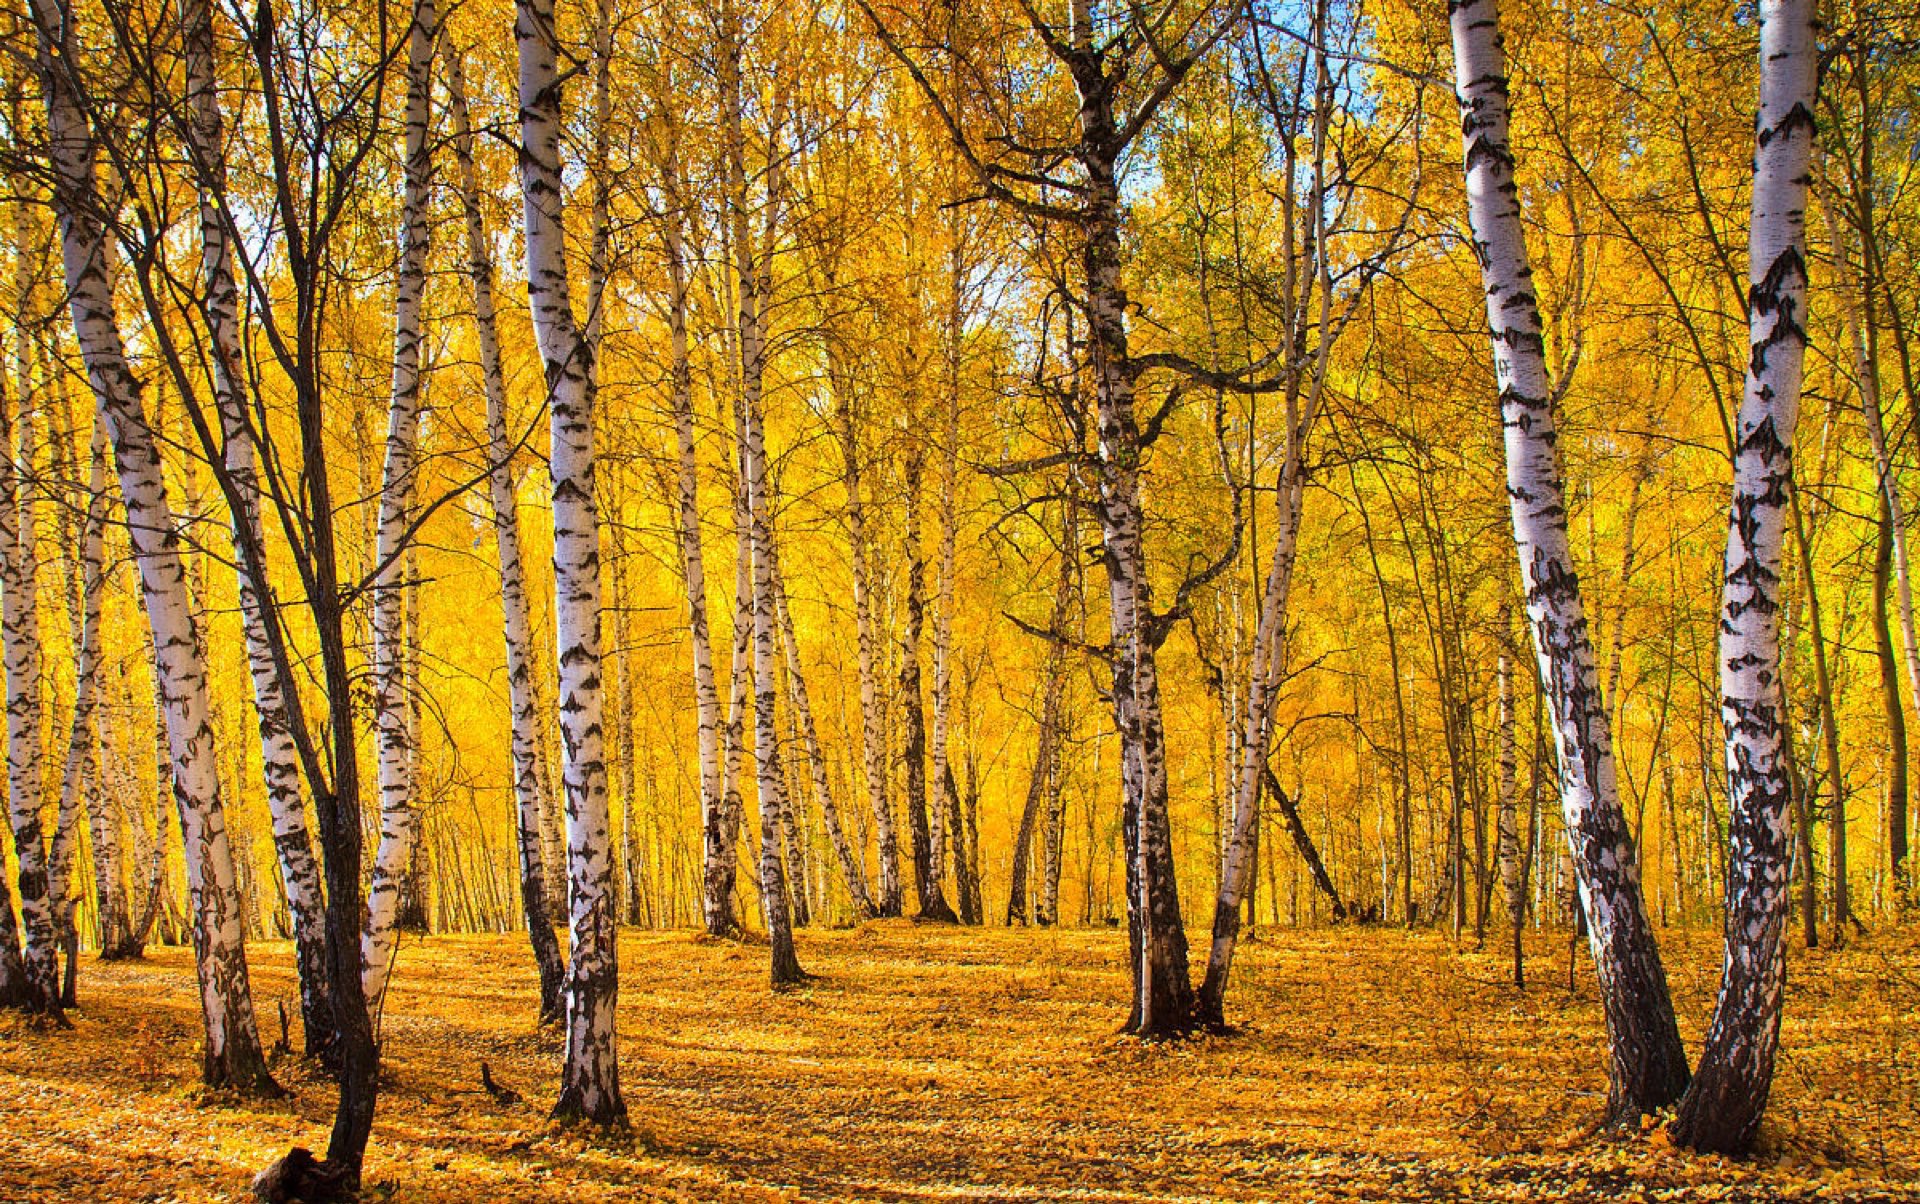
[1,922,1916,1202]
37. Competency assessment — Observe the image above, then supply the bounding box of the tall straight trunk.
[1829,112,1920,905]
[835,377,901,917]
[516,0,624,1126]
[660,161,730,932]
[1826,203,1890,931]
[41,399,92,1005]
[73,420,135,961]
[929,254,964,919]
[1873,493,1909,913]
[1788,487,1848,941]
[445,46,563,1026]
[1197,7,1342,1016]
[744,403,803,984]
[1449,0,1687,1119]
[362,0,437,1018]
[710,403,752,937]
[1008,540,1074,925]
[1,227,59,1017]
[708,7,761,940]
[900,445,957,924]
[1670,0,1817,1154]
[179,0,330,1053]
[770,547,873,917]
[31,0,274,1089]
[1496,613,1524,987]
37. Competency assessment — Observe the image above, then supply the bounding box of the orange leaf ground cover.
[1,923,1914,1201]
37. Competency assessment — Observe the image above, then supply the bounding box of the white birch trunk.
[661,167,730,935]
[29,0,270,1088]
[72,419,133,959]
[515,0,624,1124]
[1,277,59,1015]
[837,383,900,917]
[445,44,565,1024]
[362,0,438,1017]
[770,539,873,917]
[1449,0,1687,1117]
[1671,0,1817,1153]
[179,0,330,1050]
[744,392,804,984]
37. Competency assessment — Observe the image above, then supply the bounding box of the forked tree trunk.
[362,0,437,1019]
[1671,0,1817,1154]
[516,0,625,1126]
[1449,0,1688,1119]
[179,0,331,1053]
[445,45,564,1026]
[30,0,272,1089]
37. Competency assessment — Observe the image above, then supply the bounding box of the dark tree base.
[252,1148,357,1203]
[913,902,960,925]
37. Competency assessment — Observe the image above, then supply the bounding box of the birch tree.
[363,0,439,1019]
[0,220,59,1018]
[1448,0,1689,1118]
[176,0,331,1054]
[70,419,134,961]
[27,0,274,1090]
[445,43,564,1025]
[1670,0,1818,1153]
[515,0,625,1125]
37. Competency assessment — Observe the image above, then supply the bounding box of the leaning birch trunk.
[73,421,134,961]
[0,312,60,1017]
[361,0,437,1019]
[179,0,331,1053]
[445,45,564,1026]
[1196,420,1310,1026]
[1670,0,1817,1154]
[28,0,272,1089]
[1008,529,1075,926]
[1449,0,1688,1119]
[770,548,874,917]
[516,0,625,1125]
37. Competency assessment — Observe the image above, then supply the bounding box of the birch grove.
[5,0,1919,1184]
